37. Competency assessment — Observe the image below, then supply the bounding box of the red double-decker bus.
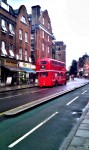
[36,58,67,87]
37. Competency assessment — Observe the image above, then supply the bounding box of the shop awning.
[2,65,23,72]
[21,67,36,74]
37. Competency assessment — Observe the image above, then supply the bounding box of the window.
[40,72,48,77]
[19,29,22,40]
[1,19,7,33]
[48,46,50,53]
[42,31,44,38]
[19,48,22,60]
[20,16,27,24]
[48,22,50,29]
[9,44,14,57]
[43,17,44,25]
[25,32,28,43]
[1,41,7,55]
[9,24,15,35]
[48,35,49,41]
[40,61,47,65]
[42,43,44,51]
[25,50,28,61]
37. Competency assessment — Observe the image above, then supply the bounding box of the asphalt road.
[0,78,88,114]
[0,80,89,150]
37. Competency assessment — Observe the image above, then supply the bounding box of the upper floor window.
[48,46,50,53]
[9,44,14,57]
[42,43,44,51]
[20,16,27,24]
[1,41,7,55]
[42,30,44,38]
[43,17,44,25]
[9,24,15,35]
[1,19,7,33]
[25,32,28,43]
[9,44,13,50]
[48,35,49,41]
[19,29,23,40]
[25,49,28,61]
[0,1,9,11]
[19,48,22,60]
[48,22,50,29]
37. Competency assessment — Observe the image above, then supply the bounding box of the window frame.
[19,29,23,40]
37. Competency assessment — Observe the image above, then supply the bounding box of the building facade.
[0,1,66,86]
[30,5,53,64]
[0,0,33,85]
[83,57,89,77]
[54,41,66,64]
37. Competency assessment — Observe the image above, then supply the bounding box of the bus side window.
[40,72,48,77]
[55,73,57,77]
[58,73,61,77]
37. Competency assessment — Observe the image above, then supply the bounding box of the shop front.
[1,58,24,86]
[19,62,36,83]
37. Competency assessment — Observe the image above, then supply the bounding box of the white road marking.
[81,90,87,94]
[66,96,79,106]
[82,102,89,112]
[8,111,58,148]
[0,94,22,100]
[0,89,48,100]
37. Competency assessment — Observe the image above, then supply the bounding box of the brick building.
[30,5,53,64]
[0,0,32,85]
[54,41,66,63]
[0,1,66,86]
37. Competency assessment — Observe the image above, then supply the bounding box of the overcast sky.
[8,0,89,69]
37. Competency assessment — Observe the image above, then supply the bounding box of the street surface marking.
[81,90,87,94]
[8,111,58,148]
[0,89,48,100]
[66,96,79,106]
[0,94,22,100]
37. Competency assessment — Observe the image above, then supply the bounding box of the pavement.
[0,80,89,150]
[59,102,89,150]
[0,83,37,93]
